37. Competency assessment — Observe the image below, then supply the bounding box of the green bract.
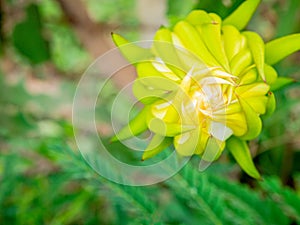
[111,0,300,178]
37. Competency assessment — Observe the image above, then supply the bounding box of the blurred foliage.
[47,23,91,73]
[40,0,92,73]
[12,3,50,64]
[86,0,138,26]
[84,0,140,40]
[8,0,91,73]
[0,0,300,224]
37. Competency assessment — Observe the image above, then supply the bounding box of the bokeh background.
[0,0,300,224]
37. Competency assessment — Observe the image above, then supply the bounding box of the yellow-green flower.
[111,0,300,178]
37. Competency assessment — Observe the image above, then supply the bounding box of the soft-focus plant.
[111,0,300,178]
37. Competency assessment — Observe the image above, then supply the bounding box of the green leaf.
[260,177,300,223]
[265,33,300,65]
[275,0,300,37]
[195,0,245,19]
[270,77,295,91]
[207,175,290,225]
[12,4,50,64]
[226,136,261,179]
[223,0,261,30]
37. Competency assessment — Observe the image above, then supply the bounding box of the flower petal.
[152,58,182,81]
[213,112,247,137]
[173,20,220,67]
[142,135,172,160]
[111,33,152,64]
[235,82,269,98]
[186,10,212,25]
[239,97,262,140]
[209,121,233,141]
[230,48,253,76]
[148,118,196,137]
[226,136,261,179]
[243,31,265,81]
[199,136,225,169]
[264,64,277,85]
[199,13,230,71]
[136,61,165,78]
[153,28,187,78]
[264,91,276,117]
[222,25,244,61]
[132,76,178,104]
[174,129,201,156]
[111,106,150,142]
[244,96,268,114]
[239,67,258,85]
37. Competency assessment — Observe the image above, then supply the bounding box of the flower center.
[186,67,237,119]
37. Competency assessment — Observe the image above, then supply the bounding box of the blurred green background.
[0,0,300,224]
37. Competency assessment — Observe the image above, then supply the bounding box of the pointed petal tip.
[141,152,148,161]
[141,151,155,161]
[198,160,211,172]
[257,175,263,181]
[249,171,262,180]
[110,136,118,143]
[227,136,261,179]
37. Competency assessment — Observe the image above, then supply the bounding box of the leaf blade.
[265,33,300,65]
[223,0,261,30]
